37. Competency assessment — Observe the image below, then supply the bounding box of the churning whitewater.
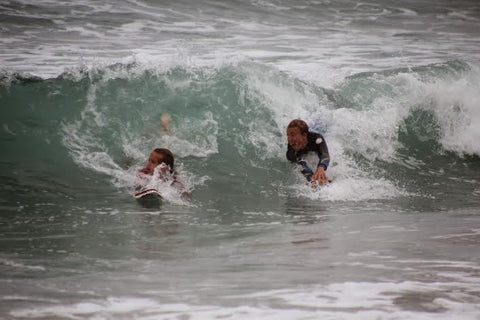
[1,0,480,319]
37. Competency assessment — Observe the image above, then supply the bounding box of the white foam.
[3,0,480,80]
[384,64,480,157]
[0,259,46,271]
[290,175,404,202]
[396,7,418,16]
[10,279,480,320]
[431,228,480,240]
[430,75,480,156]
[10,297,160,319]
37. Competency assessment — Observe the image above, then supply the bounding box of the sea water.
[1,0,480,319]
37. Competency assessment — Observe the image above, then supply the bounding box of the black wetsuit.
[286,132,330,182]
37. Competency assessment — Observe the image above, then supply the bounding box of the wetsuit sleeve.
[316,137,330,170]
[298,160,314,181]
[287,145,314,181]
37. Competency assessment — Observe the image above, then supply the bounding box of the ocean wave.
[1,59,479,205]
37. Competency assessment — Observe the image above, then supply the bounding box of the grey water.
[1,0,480,319]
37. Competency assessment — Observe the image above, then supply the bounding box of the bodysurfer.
[134,148,191,200]
[286,119,331,185]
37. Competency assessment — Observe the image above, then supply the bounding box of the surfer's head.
[145,148,175,174]
[287,119,309,151]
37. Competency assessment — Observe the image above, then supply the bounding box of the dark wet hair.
[153,148,174,172]
[287,119,309,135]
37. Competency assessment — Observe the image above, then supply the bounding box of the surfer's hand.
[182,191,193,201]
[311,167,329,185]
[161,113,171,132]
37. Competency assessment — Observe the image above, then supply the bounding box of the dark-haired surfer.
[286,119,330,185]
[134,148,191,199]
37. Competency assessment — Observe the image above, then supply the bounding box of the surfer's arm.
[297,160,314,182]
[287,147,313,181]
[312,136,330,185]
[172,179,192,201]
[314,136,330,171]
[315,136,330,171]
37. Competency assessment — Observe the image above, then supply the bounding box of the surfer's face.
[145,151,164,174]
[287,127,308,151]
